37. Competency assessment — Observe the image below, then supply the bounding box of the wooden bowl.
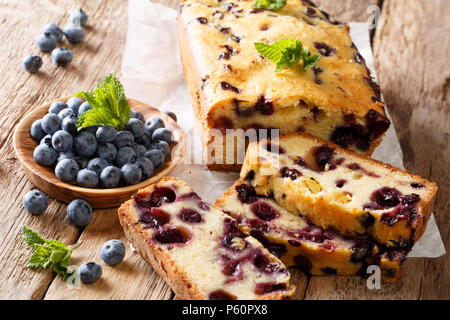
[13,97,185,208]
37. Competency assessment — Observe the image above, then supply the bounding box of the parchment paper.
[121,0,445,257]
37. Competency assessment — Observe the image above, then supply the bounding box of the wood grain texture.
[314,0,380,23]
[13,97,185,208]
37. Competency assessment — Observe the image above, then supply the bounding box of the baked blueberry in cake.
[178,0,389,171]
[118,177,294,300]
[240,132,438,249]
[215,179,406,282]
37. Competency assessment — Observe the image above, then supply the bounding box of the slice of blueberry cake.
[118,177,294,300]
[215,179,406,282]
[178,0,389,171]
[240,132,438,250]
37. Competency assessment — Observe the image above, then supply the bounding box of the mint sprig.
[75,73,130,130]
[22,226,76,280]
[254,38,321,72]
[252,0,287,11]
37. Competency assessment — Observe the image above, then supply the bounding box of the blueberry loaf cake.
[215,179,406,282]
[118,177,295,300]
[240,132,438,250]
[178,0,389,171]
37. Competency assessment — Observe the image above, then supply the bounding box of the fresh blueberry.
[23,190,48,215]
[62,114,78,136]
[36,32,57,52]
[57,151,75,162]
[152,128,173,144]
[41,113,62,135]
[51,48,73,67]
[145,117,165,136]
[22,54,43,73]
[134,131,152,148]
[163,109,177,122]
[63,23,84,44]
[74,132,97,157]
[49,101,68,114]
[115,147,136,167]
[130,110,145,123]
[74,155,89,169]
[67,199,93,227]
[43,22,63,42]
[33,144,57,167]
[87,157,109,176]
[69,8,88,27]
[58,107,76,120]
[135,157,154,180]
[96,143,117,163]
[144,149,164,169]
[67,97,83,114]
[55,158,79,182]
[79,262,101,284]
[96,125,117,143]
[52,130,73,152]
[114,131,134,149]
[100,240,125,266]
[133,143,147,157]
[125,118,145,138]
[79,125,99,135]
[149,140,170,159]
[78,102,92,116]
[100,166,121,188]
[40,134,53,146]
[77,169,99,188]
[121,163,142,185]
[30,119,46,142]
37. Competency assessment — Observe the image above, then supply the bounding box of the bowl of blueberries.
[13,95,185,208]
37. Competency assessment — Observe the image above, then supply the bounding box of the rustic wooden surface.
[0,0,447,300]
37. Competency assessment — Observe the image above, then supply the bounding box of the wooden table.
[0,0,447,300]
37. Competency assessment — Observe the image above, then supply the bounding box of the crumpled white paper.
[121,0,445,257]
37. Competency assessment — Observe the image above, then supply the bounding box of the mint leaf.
[76,73,130,130]
[22,226,46,247]
[255,39,321,72]
[27,245,52,269]
[252,0,286,11]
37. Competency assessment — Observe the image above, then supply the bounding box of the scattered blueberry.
[67,199,93,227]
[63,23,85,44]
[52,130,73,152]
[55,158,79,182]
[58,107,76,120]
[49,101,68,114]
[130,110,145,123]
[96,125,117,143]
[96,143,117,163]
[22,54,43,73]
[67,97,83,114]
[36,32,57,52]
[30,119,46,142]
[135,157,154,180]
[163,109,177,122]
[62,114,78,135]
[145,117,165,136]
[43,22,63,42]
[121,163,142,185]
[77,169,99,188]
[115,147,136,167]
[133,143,147,158]
[100,166,121,188]
[144,149,164,169]
[51,48,73,67]
[149,140,170,159]
[74,131,97,157]
[125,118,145,138]
[87,157,109,176]
[114,131,134,149]
[41,113,62,135]
[152,128,173,144]
[33,144,58,167]
[100,240,125,266]
[79,262,101,284]
[23,190,48,215]
[69,8,88,27]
